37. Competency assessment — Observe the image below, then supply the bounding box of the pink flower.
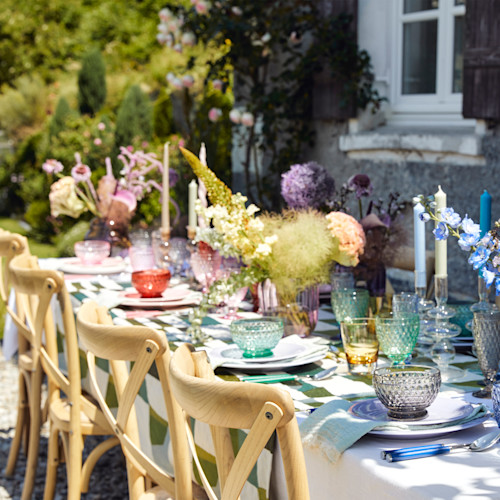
[182,75,194,88]
[71,164,91,183]
[113,190,137,214]
[325,212,365,266]
[142,141,149,148]
[178,139,185,148]
[229,109,242,124]
[97,122,106,131]
[195,0,210,14]
[241,112,255,127]
[212,79,223,91]
[167,20,178,33]
[208,108,222,122]
[94,138,102,146]
[289,31,301,44]
[231,6,242,15]
[42,159,64,174]
[173,43,183,54]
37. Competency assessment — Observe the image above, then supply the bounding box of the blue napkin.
[299,399,489,464]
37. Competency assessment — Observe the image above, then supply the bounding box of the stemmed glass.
[190,250,222,292]
[375,312,420,365]
[472,310,500,398]
[216,258,248,320]
[470,276,497,313]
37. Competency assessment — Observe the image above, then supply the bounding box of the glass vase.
[258,279,320,337]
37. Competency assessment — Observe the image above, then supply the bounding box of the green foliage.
[114,84,152,150]
[50,97,73,137]
[24,199,53,241]
[0,74,48,141]
[53,219,90,256]
[152,89,175,139]
[78,48,107,116]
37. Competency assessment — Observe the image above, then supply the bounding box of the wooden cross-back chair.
[0,231,40,500]
[169,343,311,500]
[76,300,204,500]
[7,253,118,500]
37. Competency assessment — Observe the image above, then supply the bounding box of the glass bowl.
[230,318,284,358]
[131,269,171,298]
[74,240,110,265]
[372,365,441,420]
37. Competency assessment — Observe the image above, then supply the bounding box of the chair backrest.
[76,301,195,500]
[169,343,310,500]
[8,254,106,459]
[0,229,29,302]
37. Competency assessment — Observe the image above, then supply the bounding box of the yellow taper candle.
[188,179,198,229]
[434,185,447,277]
[161,142,170,232]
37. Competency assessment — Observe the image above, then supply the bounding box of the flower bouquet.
[180,148,365,339]
[44,147,176,252]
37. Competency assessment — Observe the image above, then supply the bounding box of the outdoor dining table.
[4,261,500,500]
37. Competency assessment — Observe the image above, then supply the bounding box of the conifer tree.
[77,49,106,116]
[49,97,72,137]
[114,84,152,149]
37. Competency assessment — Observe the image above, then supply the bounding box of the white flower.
[159,8,173,22]
[173,44,183,54]
[231,6,242,15]
[171,77,184,90]
[208,108,222,122]
[241,112,255,127]
[195,0,211,14]
[181,31,196,46]
[212,79,223,91]
[229,109,241,124]
[261,32,271,44]
[255,243,272,257]
[264,235,278,245]
[166,72,175,83]
[246,204,260,216]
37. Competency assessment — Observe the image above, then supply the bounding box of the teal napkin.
[299,399,489,464]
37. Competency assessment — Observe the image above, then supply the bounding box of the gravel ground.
[0,346,129,499]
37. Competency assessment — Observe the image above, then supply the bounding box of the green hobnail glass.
[375,312,420,365]
[331,288,370,323]
[230,318,284,358]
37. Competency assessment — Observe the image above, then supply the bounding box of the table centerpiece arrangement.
[180,148,366,340]
[44,147,178,254]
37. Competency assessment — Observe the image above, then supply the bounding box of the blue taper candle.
[480,190,492,238]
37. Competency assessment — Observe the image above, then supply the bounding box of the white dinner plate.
[119,287,200,308]
[208,344,328,372]
[349,397,489,439]
[59,257,126,275]
[219,343,308,363]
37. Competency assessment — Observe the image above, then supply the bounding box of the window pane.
[404,0,438,13]
[402,20,437,94]
[452,16,464,92]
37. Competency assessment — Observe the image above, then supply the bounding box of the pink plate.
[119,287,198,308]
[59,257,126,275]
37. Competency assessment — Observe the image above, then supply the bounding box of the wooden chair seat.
[18,352,34,372]
[48,398,113,435]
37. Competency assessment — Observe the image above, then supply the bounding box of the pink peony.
[325,212,365,266]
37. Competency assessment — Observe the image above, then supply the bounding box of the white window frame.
[388,0,470,126]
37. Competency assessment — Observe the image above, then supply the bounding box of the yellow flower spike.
[180,147,233,208]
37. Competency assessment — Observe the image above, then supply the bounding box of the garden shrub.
[114,84,152,152]
[78,48,107,116]
[50,97,74,138]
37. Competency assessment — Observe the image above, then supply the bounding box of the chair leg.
[43,424,60,500]
[21,369,43,500]
[65,430,83,500]
[5,375,28,476]
[80,437,119,493]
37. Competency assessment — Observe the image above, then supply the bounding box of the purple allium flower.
[281,162,335,209]
[346,174,373,198]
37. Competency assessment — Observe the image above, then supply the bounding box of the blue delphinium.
[418,194,500,294]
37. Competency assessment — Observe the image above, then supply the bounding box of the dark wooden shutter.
[463,0,500,120]
[312,0,358,120]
